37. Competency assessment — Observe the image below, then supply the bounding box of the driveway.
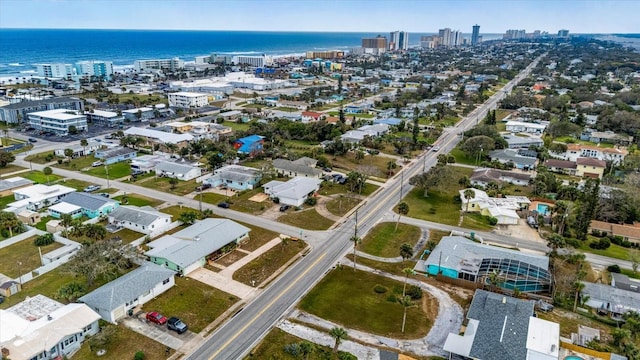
[188,267,256,299]
[121,316,187,350]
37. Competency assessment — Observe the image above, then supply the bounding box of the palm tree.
[400,243,413,263]
[328,327,348,353]
[43,167,53,185]
[60,214,73,238]
[164,142,178,157]
[80,139,88,157]
[552,201,569,235]
[386,160,396,177]
[402,267,414,297]
[299,341,314,360]
[399,296,417,333]
[350,235,361,271]
[178,210,198,225]
[396,202,409,231]
[573,281,585,312]
[463,189,475,212]
[487,270,502,293]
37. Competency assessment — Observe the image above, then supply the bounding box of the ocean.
[0,28,503,80]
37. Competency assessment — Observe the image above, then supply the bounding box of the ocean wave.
[19,70,37,74]
[8,63,24,66]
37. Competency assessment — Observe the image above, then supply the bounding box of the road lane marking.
[208,252,327,360]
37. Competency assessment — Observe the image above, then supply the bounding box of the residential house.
[301,111,324,122]
[611,273,640,293]
[443,290,559,360]
[273,158,323,178]
[575,157,606,179]
[552,144,628,165]
[0,295,100,360]
[107,205,172,236]
[124,127,194,147]
[54,140,103,158]
[5,184,76,213]
[588,131,634,146]
[233,135,264,154]
[94,146,137,164]
[458,188,529,225]
[219,110,243,122]
[582,282,640,316]
[146,219,250,275]
[340,124,390,144]
[130,154,168,174]
[589,220,640,244]
[470,168,531,187]
[204,164,262,190]
[543,159,577,176]
[503,134,544,149]
[344,103,372,114]
[263,177,322,206]
[505,120,547,134]
[164,121,232,141]
[0,177,34,197]
[423,236,551,293]
[79,262,175,323]
[488,149,537,170]
[277,100,307,110]
[48,192,119,219]
[373,117,402,126]
[155,161,202,181]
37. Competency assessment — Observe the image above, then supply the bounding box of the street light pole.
[105,164,110,191]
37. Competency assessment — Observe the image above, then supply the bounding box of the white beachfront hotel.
[167,92,209,108]
[27,108,87,135]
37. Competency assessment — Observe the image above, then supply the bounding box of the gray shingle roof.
[108,205,169,226]
[273,158,322,177]
[467,289,535,360]
[96,147,136,160]
[145,219,250,268]
[155,161,198,174]
[489,149,537,167]
[60,192,117,211]
[0,177,33,192]
[78,262,175,312]
[582,282,640,314]
[611,273,640,293]
[0,96,82,110]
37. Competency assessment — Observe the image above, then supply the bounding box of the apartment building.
[167,92,209,108]
[134,58,184,72]
[27,108,88,135]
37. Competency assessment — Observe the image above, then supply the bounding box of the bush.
[607,264,621,273]
[45,153,54,161]
[305,197,317,206]
[565,237,582,248]
[373,284,388,294]
[34,233,55,246]
[488,217,498,226]
[134,351,145,360]
[406,285,423,300]
[283,343,300,356]
[589,237,611,250]
[386,294,398,302]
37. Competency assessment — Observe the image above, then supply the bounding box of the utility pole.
[105,164,110,191]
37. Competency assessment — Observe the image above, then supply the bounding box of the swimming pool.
[564,356,584,360]
[537,203,550,215]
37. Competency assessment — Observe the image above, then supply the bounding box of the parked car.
[91,161,103,167]
[28,138,37,143]
[104,134,114,140]
[217,202,230,208]
[432,146,440,152]
[196,183,212,191]
[98,193,110,198]
[146,311,167,325]
[323,167,332,172]
[279,205,290,212]
[83,185,101,193]
[167,317,188,334]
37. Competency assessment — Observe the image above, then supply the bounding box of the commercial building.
[420,35,440,49]
[35,63,74,78]
[443,290,559,360]
[0,295,101,360]
[122,106,155,122]
[168,92,209,108]
[360,36,387,54]
[557,29,570,38]
[134,57,184,72]
[231,55,273,68]
[389,31,409,51]
[438,28,463,47]
[422,235,551,293]
[27,108,87,135]
[124,127,194,146]
[74,60,114,79]
[85,109,124,127]
[0,96,84,124]
[471,24,481,46]
[146,218,250,275]
[305,50,345,59]
[504,29,527,40]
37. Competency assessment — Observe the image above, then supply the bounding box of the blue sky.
[1,0,638,33]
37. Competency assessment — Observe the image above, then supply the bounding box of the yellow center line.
[208,252,327,360]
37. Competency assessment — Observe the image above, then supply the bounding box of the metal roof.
[59,191,117,211]
[108,205,169,226]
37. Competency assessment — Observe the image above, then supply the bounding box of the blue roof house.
[234,135,264,154]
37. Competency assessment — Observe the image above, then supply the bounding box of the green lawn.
[347,254,419,277]
[233,240,307,286]
[58,178,92,190]
[53,155,97,171]
[223,121,251,131]
[0,236,63,278]
[360,222,422,258]
[159,204,199,219]
[22,170,63,184]
[85,161,132,179]
[327,111,374,119]
[112,193,164,207]
[200,192,228,205]
[0,266,77,308]
[0,164,26,175]
[299,268,436,339]
[135,176,198,196]
[329,152,393,178]
[142,276,238,333]
[108,228,145,244]
[619,268,640,279]
[460,212,494,231]
[24,150,55,164]
[73,324,173,360]
[278,208,335,230]
[449,148,478,166]
[34,216,52,231]
[318,181,378,197]
[0,194,15,210]
[225,188,271,215]
[238,222,280,252]
[325,195,361,217]
[247,328,355,360]
[577,236,636,261]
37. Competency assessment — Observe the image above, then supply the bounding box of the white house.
[155,160,202,181]
[0,295,100,360]
[168,92,209,108]
[263,177,322,207]
[459,188,527,225]
[552,144,629,165]
[124,127,194,146]
[79,262,175,323]
[54,139,103,157]
[505,120,547,134]
[6,184,76,213]
[107,205,172,236]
